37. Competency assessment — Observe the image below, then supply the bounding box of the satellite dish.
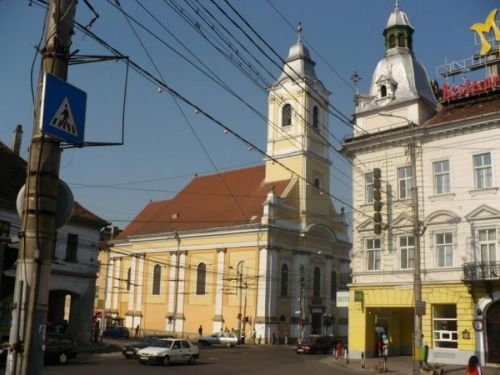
[16,179,74,229]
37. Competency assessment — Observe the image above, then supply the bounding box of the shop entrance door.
[486,301,500,363]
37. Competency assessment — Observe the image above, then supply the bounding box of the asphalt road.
[2,345,359,375]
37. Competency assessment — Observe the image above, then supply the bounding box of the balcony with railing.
[463,262,500,282]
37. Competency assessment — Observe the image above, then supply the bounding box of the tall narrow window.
[474,153,492,189]
[196,263,206,295]
[365,172,374,203]
[366,238,381,271]
[152,264,161,295]
[282,104,292,127]
[380,85,387,98]
[330,271,337,301]
[126,267,132,291]
[478,229,496,263]
[398,33,406,47]
[312,105,319,130]
[398,166,413,199]
[433,160,450,195]
[65,233,78,261]
[389,34,396,48]
[313,267,321,298]
[280,264,289,297]
[436,233,453,268]
[400,236,415,269]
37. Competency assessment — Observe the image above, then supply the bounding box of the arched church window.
[196,263,206,295]
[389,34,396,49]
[152,264,161,295]
[280,264,289,297]
[126,267,131,291]
[282,104,292,127]
[398,33,406,47]
[312,105,319,130]
[313,267,321,298]
[380,85,387,98]
[314,177,321,189]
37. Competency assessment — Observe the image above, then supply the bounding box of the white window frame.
[473,152,493,189]
[366,238,381,271]
[399,235,414,270]
[397,166,413,199]
[433,160,450,195]
[365,172,374,203]
[432,304,458,349]
[436,232,453,268]
[477,228,497,263]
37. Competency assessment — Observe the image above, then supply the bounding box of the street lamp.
[172,230,180,335]
[235,260,245,342]
[379,112,424,375]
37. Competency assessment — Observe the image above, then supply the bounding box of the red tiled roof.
[426,91,500,126]
[118,165,291,238]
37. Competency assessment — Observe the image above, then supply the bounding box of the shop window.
[433,304,458,348]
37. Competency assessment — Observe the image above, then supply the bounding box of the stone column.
[175,252,187,334]
[213,248,226,333]
[255,248,278,343]
[104,258,114,311]
[112,257,121,314]
[134,255,145,328]
[125,256,136,329]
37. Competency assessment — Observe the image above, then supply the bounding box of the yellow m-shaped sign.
[471,9,500,55]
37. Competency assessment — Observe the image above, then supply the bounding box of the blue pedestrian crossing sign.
[40,73,87,144]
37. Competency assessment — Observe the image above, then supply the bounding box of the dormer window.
[389,34,396,48]
[312,105,319,130]
[398,33,406,47]
[282,104,292,127]
[380,85,387,98]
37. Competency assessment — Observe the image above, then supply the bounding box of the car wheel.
[58,352,68,364]
[162,355,170,366]
[225,342,231,348]
[188,355,197,365]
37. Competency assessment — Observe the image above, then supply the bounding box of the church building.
[99,31,351,343]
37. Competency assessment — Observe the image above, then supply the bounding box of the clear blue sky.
[0,0,497,228]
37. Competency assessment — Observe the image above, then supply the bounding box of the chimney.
[11,124,23,155]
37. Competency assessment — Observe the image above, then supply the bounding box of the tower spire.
[395,0,400,10]
[296,22,303,42]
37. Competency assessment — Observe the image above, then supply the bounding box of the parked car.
[296,335,334,354]
[44,333,78,364]
[198,332,238,347]
[122,335,175,358]
[137,338,199,365]
[0,334,77,366]
[103,326,130,339]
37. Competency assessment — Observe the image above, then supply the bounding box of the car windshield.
[152,339,173,348]
[302,337,317,344]
[143,336,157,343]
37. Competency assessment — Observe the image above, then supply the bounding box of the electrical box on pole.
[373,168,383,235]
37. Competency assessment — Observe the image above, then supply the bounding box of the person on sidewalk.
[465,355,481,375]
[135,324,140,338]
[198,324,203,337]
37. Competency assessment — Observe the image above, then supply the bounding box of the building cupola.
[277,23,318,83]
[383,0,414,54]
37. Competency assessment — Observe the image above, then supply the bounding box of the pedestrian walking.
[135,324,140,338]
[465,355,481,375]
[198,324,203,337]
[252,329,256,344]
[284,331,288,345]
[377,334,384,357]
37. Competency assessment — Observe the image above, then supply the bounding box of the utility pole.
[409,121,423,375]
[6,1,76,375]
[236,260,244,341]
[298,265,305,342]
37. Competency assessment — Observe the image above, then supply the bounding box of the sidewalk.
[328,356,500,375]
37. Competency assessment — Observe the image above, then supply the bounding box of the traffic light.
[373,168,383,235]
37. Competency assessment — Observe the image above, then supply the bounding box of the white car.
[137,338,200,365]
[198,332,239,347]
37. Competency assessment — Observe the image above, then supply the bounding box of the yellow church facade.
[96,33,350,343]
